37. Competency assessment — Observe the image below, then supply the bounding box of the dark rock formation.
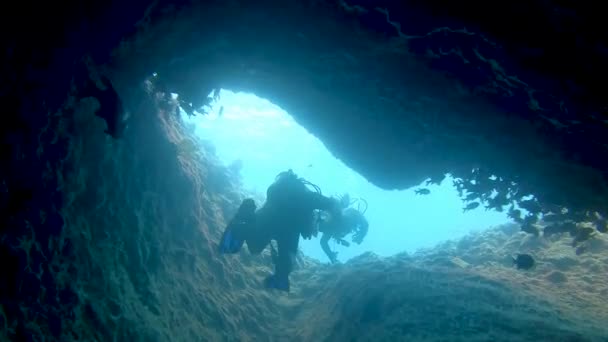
[109,0,608,227]
[3,0,608,340]
[5,0,608,226]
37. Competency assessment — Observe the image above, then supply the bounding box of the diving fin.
[219,199,256,254]
[219,226,244,254]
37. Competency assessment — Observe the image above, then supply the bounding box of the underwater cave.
[181,89,510,262]
[3,0,608,341]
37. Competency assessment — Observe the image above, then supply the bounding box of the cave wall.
[110,0,538,189]
[3,0,608,339]
[108,0,608,222]
[62,89,303,340]
[5,0,605,245]
[0,78,299,339]
[2,56,607,341]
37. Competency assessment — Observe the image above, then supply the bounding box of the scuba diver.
[218,169,342,292]
[316,193,369,263]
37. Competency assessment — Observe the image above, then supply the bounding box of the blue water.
[184,90,509,262]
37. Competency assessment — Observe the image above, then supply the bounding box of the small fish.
[218,106,224,116]
[307,163,313,168]
[464,192,479,201]
[513,253,535,270]
[462,202,480,212]
[414,188,430,195]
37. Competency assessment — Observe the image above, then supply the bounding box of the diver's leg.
[219,199,256,254]
[264,232,299,292]
[244,207,272,254]
[245,234,269,255]
[320,233,337,263]
[275,244,295,278]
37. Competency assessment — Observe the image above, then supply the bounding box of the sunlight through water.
[182,90,510,262]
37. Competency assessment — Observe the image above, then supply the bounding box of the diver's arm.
[309,193,343,227]
[352,212,369,245]
[309,192,338,211]
[320,233,337,263]
[360,215,369,234]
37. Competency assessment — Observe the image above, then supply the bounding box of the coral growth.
[59,93,608,339]
[2,81,608,340]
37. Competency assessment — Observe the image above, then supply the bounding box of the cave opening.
[180,89,509,262]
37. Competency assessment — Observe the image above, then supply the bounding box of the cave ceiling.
[5,0,608,232]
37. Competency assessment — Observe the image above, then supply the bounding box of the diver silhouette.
[316,193,369,263]
[219,169,342,292]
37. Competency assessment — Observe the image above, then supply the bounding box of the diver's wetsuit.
[258,171,337,285]
[319,207,369,263]
[221,170,339,291]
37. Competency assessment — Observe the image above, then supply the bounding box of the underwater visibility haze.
[183,90,510,262]
[3,0,608,341]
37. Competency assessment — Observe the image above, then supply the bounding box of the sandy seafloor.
[6,99,607,342]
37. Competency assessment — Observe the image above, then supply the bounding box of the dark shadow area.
[2,0,608,340]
